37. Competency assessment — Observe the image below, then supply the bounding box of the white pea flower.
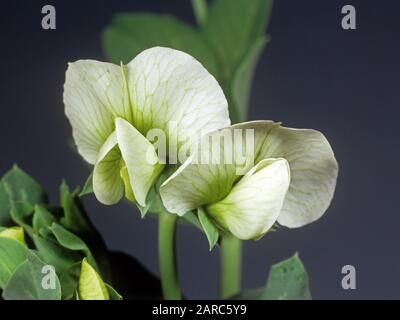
[160,121,338,240]
[64,47,230,206]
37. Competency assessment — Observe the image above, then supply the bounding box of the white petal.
[115,118,164,206]
[161,121,338,229]
[64,60,130,164]
[93,132,124,205]
[233,121,339,228]
[160,156,236,216]
[125,47,230,150]
[207,158,290,240]
[160,125,257,216]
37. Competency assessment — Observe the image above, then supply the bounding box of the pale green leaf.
[0,226,25,244]
[78,258,109,300]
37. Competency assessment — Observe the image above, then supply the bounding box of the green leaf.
[2,251,61,300]
[58,264,81,300]
[263,253,311,300]
[231,253,311,300]
[32,234,82,299]
[49,222,98,271]
[203,0,273,122]
[197,207,219,251]
[0,237,27,289]
[79,173,93,197]
[105,283,123,300]
[102,13,218,77]
[10,201,34,236]
[32,234,82,271]
[32,205,56,237]
[203,0,272,83]
[230,36,268,121]
[0,165,46,225]
[78,258,109,300]
[60,181,90,234]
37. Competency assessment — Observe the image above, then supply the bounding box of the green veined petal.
[207,158,290,240]
[161,120,338,229]
[120,166,136,203]
[93,132,124,205]
[115,118,164,207]
[232,121,338,228]
[160,125,257,216]
[64,60,130,164]
[125,47,230,149]
[160,155,236,216]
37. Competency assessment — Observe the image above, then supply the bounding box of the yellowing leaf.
[78,258,109,300]
[0,226,25,244]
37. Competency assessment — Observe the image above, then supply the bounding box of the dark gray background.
[1,0,399,299]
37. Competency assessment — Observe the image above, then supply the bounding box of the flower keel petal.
[115,118,164,207]
[207,158,290,240]
[93,132,124,205]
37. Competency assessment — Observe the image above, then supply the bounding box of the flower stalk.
[158,210,181,300]
[220,234,242,299]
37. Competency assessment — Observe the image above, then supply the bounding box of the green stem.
[220,235,242,299]
[158,211,181,300]
[191,0,207,26]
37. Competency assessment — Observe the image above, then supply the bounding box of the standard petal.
[93,132,124,205]
[207,158,290,240]
[233,121,339,228]
[115,118,164,207]
[125,47,230,151]
[64,60,130,164]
